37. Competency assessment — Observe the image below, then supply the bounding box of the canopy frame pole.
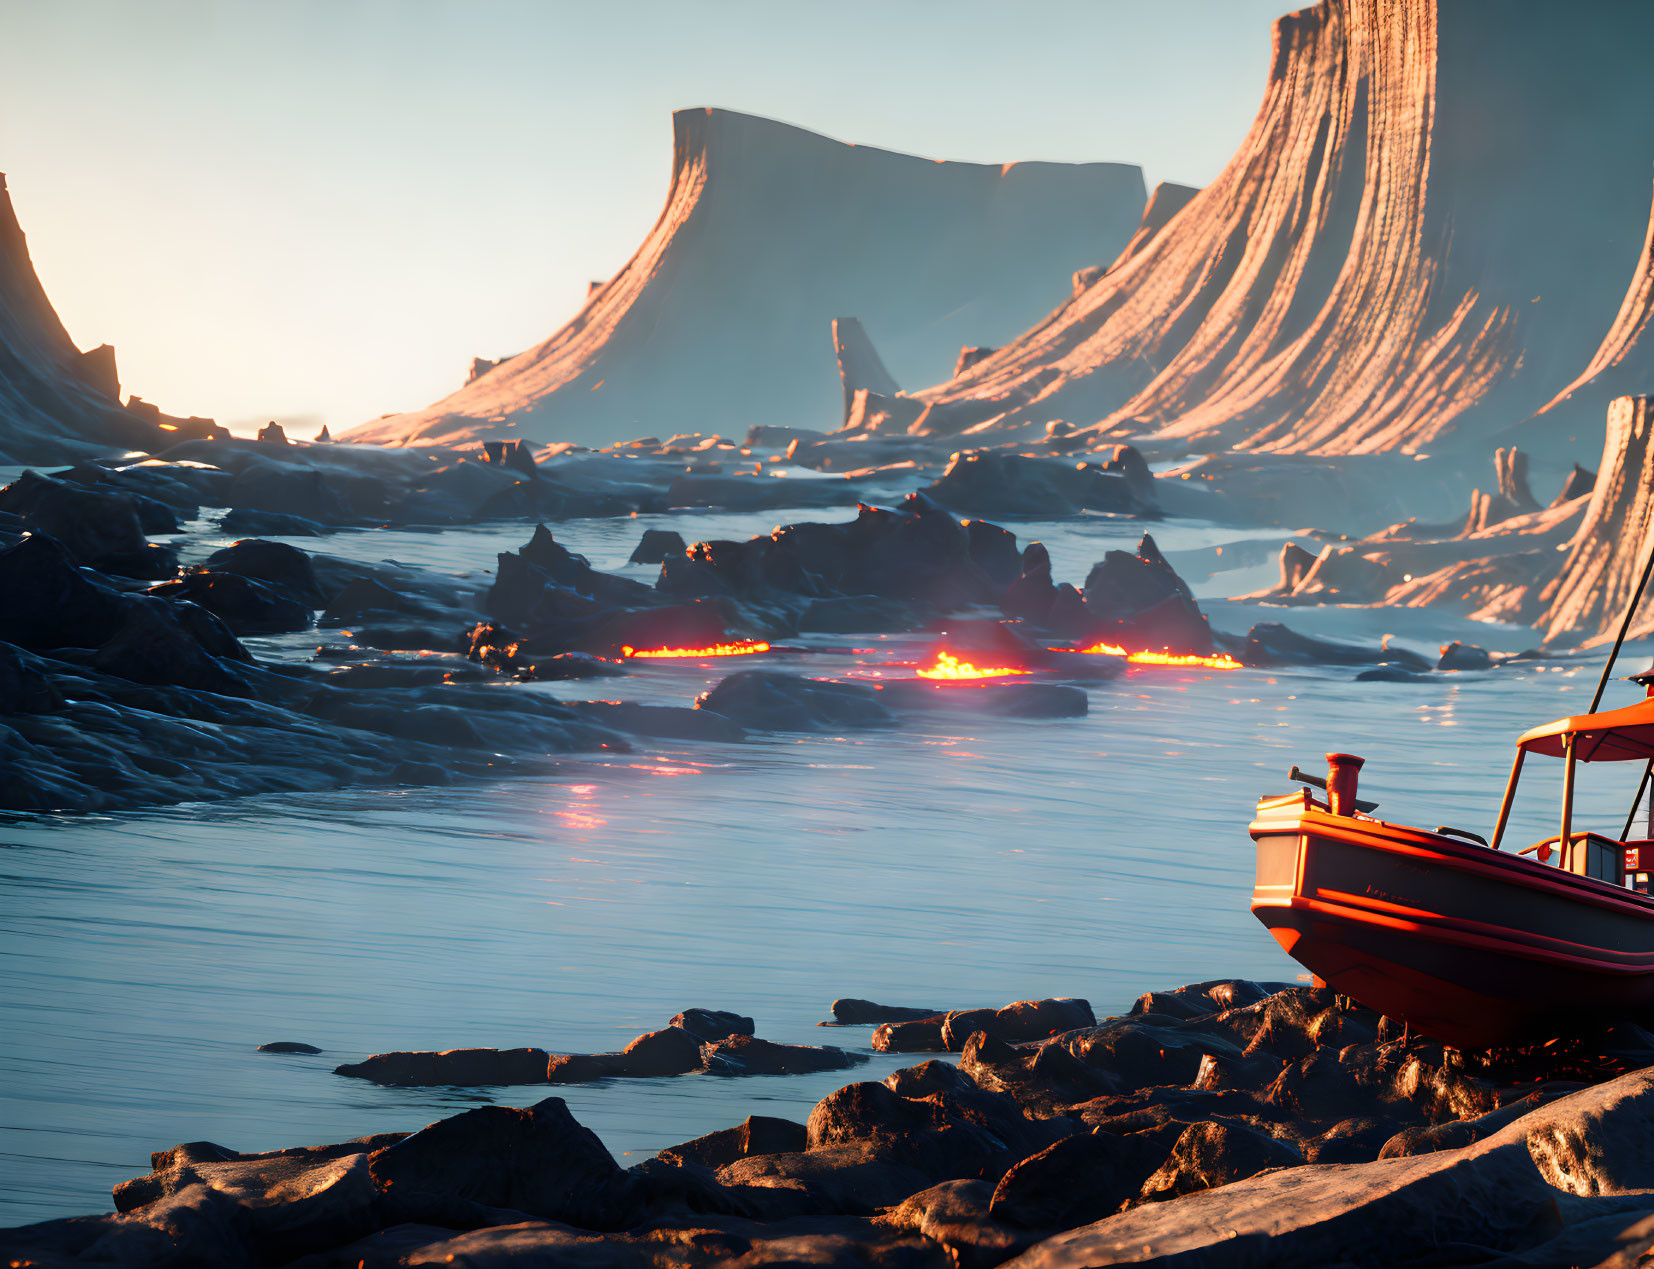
[1623,758,1654,842]
[1561,736,1577,869]
[1589,523,1654,714]
[1491,749,1526,851]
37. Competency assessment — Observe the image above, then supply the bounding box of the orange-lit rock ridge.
[347,109,1147,451]
[0,175,193,464]
[1539,396,1654,646]
[896,1,1654,463]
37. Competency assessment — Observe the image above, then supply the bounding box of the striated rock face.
[1539,395,1654,644]
[900,1,1654,461]
[1520,178,1654,452]
[0,174,197,464]
[346,108,1146,450]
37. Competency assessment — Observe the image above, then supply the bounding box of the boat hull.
[1250,796,1654,1048]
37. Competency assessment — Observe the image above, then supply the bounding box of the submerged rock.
[696,671,896,732]
[831,999,945,1025]
[333,1048,550,1087]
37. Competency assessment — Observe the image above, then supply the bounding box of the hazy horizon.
[0,0,1288,436]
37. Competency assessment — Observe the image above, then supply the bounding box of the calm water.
[0,506,1637,1224]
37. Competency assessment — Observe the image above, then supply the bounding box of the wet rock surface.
[1,451,1167,813]
[336,1010,862,1088]
[25,979,1654,1266]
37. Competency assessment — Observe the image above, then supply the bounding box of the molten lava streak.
[621,640,771,659]
[917,652,1032,680]
[1071,642,1242,670]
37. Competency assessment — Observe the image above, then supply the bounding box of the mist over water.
[0,509,1635,1223]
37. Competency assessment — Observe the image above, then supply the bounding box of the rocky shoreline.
[2,430,1534,817]
[11,979,1654,1266]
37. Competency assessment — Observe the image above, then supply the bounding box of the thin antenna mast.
[1589,515,1654,714]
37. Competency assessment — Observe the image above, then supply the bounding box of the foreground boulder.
[0,469,176,577]
[873,998,1096,1054]
[367,1097,643,1230]
[24,981,1654,1267]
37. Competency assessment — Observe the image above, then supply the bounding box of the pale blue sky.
[0,1,1289,433]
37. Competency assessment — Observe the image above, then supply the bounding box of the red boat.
[1250,690,1654,1049]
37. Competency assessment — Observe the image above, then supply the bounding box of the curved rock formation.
[0,174,193,464]
[1517,178,1654,453]
[900,1,1654,459]
[1539,395,1654,644]
[346,109,1146,450]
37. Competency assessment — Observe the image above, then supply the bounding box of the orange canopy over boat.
[1517,695,1654,762]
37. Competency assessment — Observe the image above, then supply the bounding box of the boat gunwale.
[1250,803,1654,919]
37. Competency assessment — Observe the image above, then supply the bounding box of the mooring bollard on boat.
[1325,752,1366,817]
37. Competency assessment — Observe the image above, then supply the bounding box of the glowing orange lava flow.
[1070,642,1242,670]
[916,651,1032,680]
[621,640,771,659]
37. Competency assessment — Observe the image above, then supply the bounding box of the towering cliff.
[1539,395,1654,645]
[347,108,1146,450]
[902,1,1654,462]
[1515,180,1654,454]
[0,175,181,464]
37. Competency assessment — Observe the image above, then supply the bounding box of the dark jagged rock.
[1241,621,1433,671]
[657,1116,809,1170]
[668,1008,755,1041]
[885,1060,976,1100]
[923,449,1155,519]
[333,1048,550,1087]
[701,1034,866,1077]
[695,671,897,732]
[657,494,1011,622]
[1082,533,1212,654]
[516,524,652,605]
[877,1178,1039,1269]
[219,507,328,536]
[872,1016,949,1053]
[1439,639,1495,671]
[875,998,1095,1054]
[107,1139,400,1266]
[1138,1119,1304,1201]
[990,1129,1166,1229]
[832,999,945,1025]
[1356,664,1435,683]
[0,641,65,713]
[0,470,176,577]
[1001,541,1057,625]
[93,598,253,696]
[547,1027,707,1083]
[366,1097,642,1231]
[204,539,325,607]
[257,421,290,444]
[148,571,313,635]
[34,979,1654,1264]
[628,528,687,565]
